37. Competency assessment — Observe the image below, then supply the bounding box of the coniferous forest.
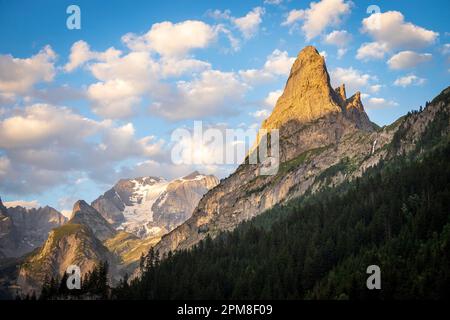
[36,104,450,301]
[107,141,450,300]
[37,142,450,300]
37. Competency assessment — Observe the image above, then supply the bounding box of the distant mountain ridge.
[0,199,66,259]
[92,171,219,238]
[8,171,219,294]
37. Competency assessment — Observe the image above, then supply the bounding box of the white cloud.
[0,103,165,194]
[324,30,352,46]
[0,46,56,95]
[64,40,94,72]
[393,74,426,87]
[239,49,295,84]
[151,70,247,121]
[86,50,160,119]
[282,0,352,41]
[3,200,41,209]
[330,67,374,94]
[264,0,282,4]
[232,7,265,39]
[387,51,432,70]
[264,89,283,107]
[281,10,303,27]
[358,11,438,61]
[324,30,352,58]
[356,42,388,60]
[263,49,296,75]
[122,20,218,57]
[361,11,438,51]
[239,69,274,84]
[206,9,232,20]
[369,84,382,93]
[250,109,271,119]
[250,89,283,120]
[365,97,399,109]
[442,43,450,55]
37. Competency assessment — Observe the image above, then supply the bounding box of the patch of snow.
[118,179,168,237]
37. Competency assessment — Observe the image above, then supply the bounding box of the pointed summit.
[262,46,342,130]
[334,84,347,106]
[70,200,116,240]
[344,92,376,131]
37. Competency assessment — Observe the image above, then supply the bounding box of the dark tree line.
[35,261,110,300]
[111,139,450,300]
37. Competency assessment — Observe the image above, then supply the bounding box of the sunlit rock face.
[153,46,446,259]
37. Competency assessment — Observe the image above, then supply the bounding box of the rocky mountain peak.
[334,84,347,106]
[69,200,116,241]
[260,45,376,134]
[262,46,342,130]
[182,171,201,180]
[343,91,376,131]
[71,200,91,218]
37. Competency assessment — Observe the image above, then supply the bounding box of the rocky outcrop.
[262,46,342,130]
[17,223,115,294]
[69,200,116,241]
[0,200,66,258]
[152,172,219,231]
[343,92,377,132]
[0,198,14,259]
[153,46,449,258]
[92,172,218,238]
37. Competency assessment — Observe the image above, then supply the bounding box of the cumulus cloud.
[0,103,165,194]
[66,25,219,119]
[330,67,375,95]
[369,84,382,93]
[239,49,295,84]
[64,40,95,72]
[264,89,283,108]
[86,51,159,118]
[122,20,218,57]
[232,7,265,39]
[324,30,352,46]
[393,74,426,87]
[151,70,247,121]
[250,89,283,120]
[365,97,399,109]
[387,51,432,70]
[361,11,438,51]
[356,42,388,60]
[324,30,352,58]
[0,46,56,96]
[282,0,352,40]
[358,11,438,61]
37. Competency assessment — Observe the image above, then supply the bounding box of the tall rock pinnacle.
[262,46,342,130]
[261,46,375,132]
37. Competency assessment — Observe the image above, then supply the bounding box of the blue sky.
[0,0,448,215]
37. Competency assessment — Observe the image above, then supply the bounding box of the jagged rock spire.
[261,45,375,132]
[262,46,342,130]
[344,92,376,131]
[334,84,347,106]
[70,200,116,240]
